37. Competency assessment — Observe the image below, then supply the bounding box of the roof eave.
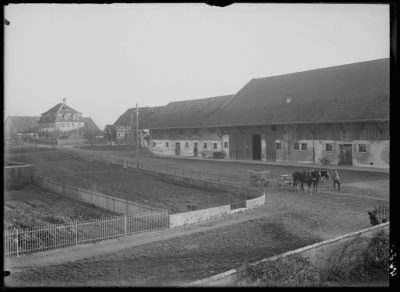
[204,119,389,128]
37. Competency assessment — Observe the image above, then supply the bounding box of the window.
[358,144,367,152]
[213,143,217,149]
[185,142,189,148]
[293,143,299,150]
[153,142,156,147]
[203,143,207,149]
[325,143,333,152]
[166,142,169,147]
[275,142,281,150]
[224,142,228,148]
[194,142,198,148]
[301,143,307,150]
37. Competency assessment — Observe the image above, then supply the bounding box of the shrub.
[239,254,319,287]
[212,151,227,159]
[319,157,331,165]
[325,231,389,284]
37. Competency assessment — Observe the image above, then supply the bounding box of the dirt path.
[4,204,281,273]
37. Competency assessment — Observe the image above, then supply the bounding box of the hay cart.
[248,170,294,189]
[248,169,271,187]
[277,174,293,190]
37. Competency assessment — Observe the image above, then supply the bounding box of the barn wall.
[148,122,389,168]
[149,128,228,158]
[352,140,389,168]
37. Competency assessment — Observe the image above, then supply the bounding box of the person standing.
[333,169,340,191]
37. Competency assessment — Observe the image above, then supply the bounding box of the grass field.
[4,184,117,230]
[6,150,231,213]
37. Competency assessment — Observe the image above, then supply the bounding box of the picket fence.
[4,211,169,257]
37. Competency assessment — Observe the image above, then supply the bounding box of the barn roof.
[205,58,389,127]
[144,95,233,129]
[81,117,103,136]
[4,116,40,135]
[113,106,163,128]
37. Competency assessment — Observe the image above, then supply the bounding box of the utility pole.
[130,110,134,145]
[136,103,139,158]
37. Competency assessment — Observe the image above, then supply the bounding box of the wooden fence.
[4,211,169,257]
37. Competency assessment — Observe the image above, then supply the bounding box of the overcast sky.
[4,3,389,129]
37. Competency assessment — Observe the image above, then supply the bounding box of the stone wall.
[4,163,34,190]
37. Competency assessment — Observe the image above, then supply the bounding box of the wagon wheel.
[250,175,259,186]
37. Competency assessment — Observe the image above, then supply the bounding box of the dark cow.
[292,171,313,193]
[319,170,330,181]
[292,170,322,194]
[311,170,322,193]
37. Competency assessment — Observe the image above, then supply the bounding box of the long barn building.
[145,58,389,168]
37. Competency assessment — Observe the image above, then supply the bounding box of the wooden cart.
[248,169,271,187]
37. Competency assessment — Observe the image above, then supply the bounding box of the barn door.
[339,144,352,165]
[175,142,180,156]
[252,134,262,160]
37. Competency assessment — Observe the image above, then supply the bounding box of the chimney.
[63,98,66,104]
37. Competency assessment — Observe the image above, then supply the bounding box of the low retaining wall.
[170,205,231,228]
[170,193,265,228]
[189,222,389,286]
[35,176,156,215]
[4,163,34,190]
[246,193,266,209]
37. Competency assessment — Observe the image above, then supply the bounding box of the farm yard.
[4,184,118,230]
[4,146,389,286]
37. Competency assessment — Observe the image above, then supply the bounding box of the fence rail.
[4,211,169,257]
[64,148,251,190]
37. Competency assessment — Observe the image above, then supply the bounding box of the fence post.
[16,229,19,257]
[124,215,127,236]
[75,221,78,245]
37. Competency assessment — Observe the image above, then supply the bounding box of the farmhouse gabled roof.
[144,95,233,129]
[41,102,81,116]
[113,106,163,129]
[4,116,40,135]
[205,58,389,127]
